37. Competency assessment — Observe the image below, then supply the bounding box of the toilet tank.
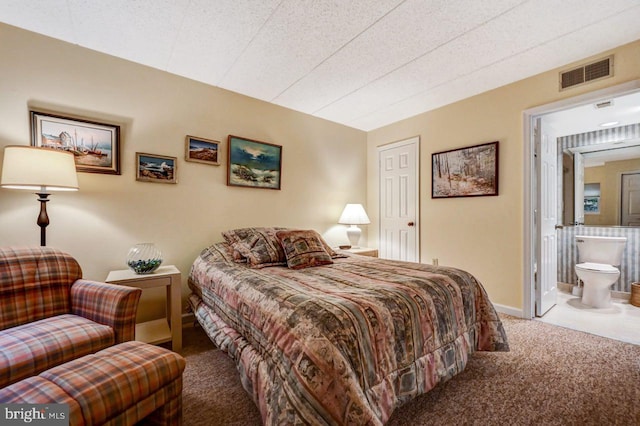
[575,235,627,265]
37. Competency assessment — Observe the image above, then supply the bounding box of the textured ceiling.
[2,0,640,131]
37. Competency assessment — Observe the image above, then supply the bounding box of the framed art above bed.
[227,135,282,190]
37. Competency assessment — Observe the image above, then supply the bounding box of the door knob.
[408,222,415,227]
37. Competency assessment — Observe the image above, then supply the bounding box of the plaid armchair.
[0,246,141,388]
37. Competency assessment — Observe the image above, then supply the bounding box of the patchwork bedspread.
[188,243,509,425]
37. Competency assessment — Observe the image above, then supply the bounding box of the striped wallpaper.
[558,123,640,151]
[557,226,639,292]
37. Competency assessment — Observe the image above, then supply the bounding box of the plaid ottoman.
[0,341,186,425]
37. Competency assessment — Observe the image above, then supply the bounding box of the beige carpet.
[181,316,640,425]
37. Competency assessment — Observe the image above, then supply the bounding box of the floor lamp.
[1,146,79,246]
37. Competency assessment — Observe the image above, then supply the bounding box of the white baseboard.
[492,303,524,318]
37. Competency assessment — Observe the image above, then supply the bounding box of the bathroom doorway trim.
[523,80,640,319]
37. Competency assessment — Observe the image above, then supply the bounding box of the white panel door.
[621,172,640,226]
[536,118,557,316]
[378,137,419,262]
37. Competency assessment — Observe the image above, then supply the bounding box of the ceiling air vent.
[559,55,613,91]
[594,100,613,109]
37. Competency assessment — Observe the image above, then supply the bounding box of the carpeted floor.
[181,315,640,425]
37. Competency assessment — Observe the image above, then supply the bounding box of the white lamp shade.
[1,146,79,191]
[338,203,370,225]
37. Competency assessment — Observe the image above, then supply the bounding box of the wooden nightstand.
[342,247,378,257]
[106,265,182,352]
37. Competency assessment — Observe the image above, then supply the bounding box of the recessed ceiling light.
[599,121,620,127]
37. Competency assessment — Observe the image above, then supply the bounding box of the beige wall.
[3,22,640,316]
[367,40,640,310]
[0,24,367,321]
[584,158,640,226]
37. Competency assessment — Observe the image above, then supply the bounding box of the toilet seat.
[576,262,619,273]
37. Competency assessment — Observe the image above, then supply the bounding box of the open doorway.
[523,81,640,344]
[523,81,640,318]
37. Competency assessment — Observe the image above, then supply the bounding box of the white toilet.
[575,235,627,308]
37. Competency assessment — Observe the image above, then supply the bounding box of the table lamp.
[338,203,370,248]
[1,146,79,246]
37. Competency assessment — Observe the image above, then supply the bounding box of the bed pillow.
[226,244,246,263]
[228,246,246,263]
[319,238,339,258]
[222,227,287,268]
[311,231,346,259]
[276,229,334,270]
[200,242,239,264]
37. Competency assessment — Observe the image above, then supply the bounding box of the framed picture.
[185,135,220,165]
[30,110,120,174]
[136,153,177,184]
[227,135,282,190]
[584,196,600,214]
[432,141,499,198]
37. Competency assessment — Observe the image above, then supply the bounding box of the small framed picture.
[185,135,220,165]
[227,135,282,190]
[584,196,600,214]
[136,153,177,184]
[30,110,121,174]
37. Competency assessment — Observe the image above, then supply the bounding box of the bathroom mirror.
[561,138,640,227]
[549,90,640,228]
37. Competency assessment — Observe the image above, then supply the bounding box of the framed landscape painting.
[136,153,177,184]
[432,141,499,198]
[227,135,282,190]
[30,110,120,174]
[185,135,220,165]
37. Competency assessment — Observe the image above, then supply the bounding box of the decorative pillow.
[222,227,287,268]
[308,230,345,259]
[221,242,245,263]
[318,238,336,258]
[228,246,246,263]
[200,242,238,264]
[276,230,334,270]
[322,241,346,259]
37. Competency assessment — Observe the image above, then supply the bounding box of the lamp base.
[36,192,50,247]
[346,225,362,248]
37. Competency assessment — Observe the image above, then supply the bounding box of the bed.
[188,228,509,425]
